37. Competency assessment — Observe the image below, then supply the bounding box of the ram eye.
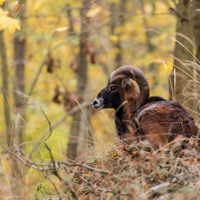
[109,85,117,92]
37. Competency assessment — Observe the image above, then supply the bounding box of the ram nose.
[92,97,104,109]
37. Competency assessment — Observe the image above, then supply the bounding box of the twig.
[169,7,190,22]
[27,59,46,96]
[29,101,91,158]
[40,106,79,200]
[60,161,110,174]
[1,142,109,175]
[140,182,170,199]
[43,173,62,200]
[40,106,53,142]
[76,173,132,198]
[0,142,52,171]
[39,106,61,178]
[163,0,190,22]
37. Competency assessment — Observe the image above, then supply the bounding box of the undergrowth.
[44,135,200,200]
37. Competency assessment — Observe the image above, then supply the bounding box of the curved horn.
[108,66,149,112]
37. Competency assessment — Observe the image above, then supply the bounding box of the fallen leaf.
[45,53,54,73]
[52,86,61,104]
[86,6,102,18]
[70,57,78,73]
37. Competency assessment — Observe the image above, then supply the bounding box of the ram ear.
[122,78,132,89]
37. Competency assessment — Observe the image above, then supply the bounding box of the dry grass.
[66,136,200,200]
[0,124,200,199]
[1,135,200,199]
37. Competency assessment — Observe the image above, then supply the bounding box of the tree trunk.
[0,29,12,147]
[192,0,200,118]
[140,0,155,52]
[169,0,194,110]
[140,0,158,87]
[13,0,26,146]
[110,0,127,70]
[67,0,93,160]
[193,0,200,62]
[12,1,26,197]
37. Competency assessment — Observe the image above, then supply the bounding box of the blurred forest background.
[0,0,200,199]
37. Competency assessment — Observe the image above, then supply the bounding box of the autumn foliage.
[0,0,200,199]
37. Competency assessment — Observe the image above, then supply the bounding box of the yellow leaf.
[7,18,21,33]
[109,35,119,43]
[120,34,129,41]
[111,152,118,157]
[0,0,5,5]
[0,8,8,16]
[0,16,20,33]
[86,6,102,18]
[155,2,168,14]
[0,16,9,30]
[145,4,153,15]
[55,27,69,32]
[114,26,123,34]
[33,0,42,10]
[132,151,142,158]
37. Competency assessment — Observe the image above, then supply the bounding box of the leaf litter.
[66,136,200,200]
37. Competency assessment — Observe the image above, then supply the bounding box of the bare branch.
[39,106,79,199]
[43,173,62,200]
[60,161,110,174]
[29,101,91,158]
[27,59,46,96]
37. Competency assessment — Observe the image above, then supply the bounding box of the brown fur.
[121,93,198,147]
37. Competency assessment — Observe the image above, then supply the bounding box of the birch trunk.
[169,0,194,111]
[67,0,93,160]
[0,29,12,146]
[13,0,26,146]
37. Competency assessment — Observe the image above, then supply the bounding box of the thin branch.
[29,101,91,158]
[1,142,80,199]
[39,106,62,181]
[27,59,46,96]
[60,161,110,174]
[43,173,62,200]
[169,6,190,22]
[1,141,110,174]
[40,107,79,199]
[75,172,132,198]
[40,106,53,142]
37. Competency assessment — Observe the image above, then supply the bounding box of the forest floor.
[41,135,200,200]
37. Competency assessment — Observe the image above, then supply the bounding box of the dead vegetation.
[0,128,200,199]
[68,136,200,200]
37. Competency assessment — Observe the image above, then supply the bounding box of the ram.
[93,66,198,147]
